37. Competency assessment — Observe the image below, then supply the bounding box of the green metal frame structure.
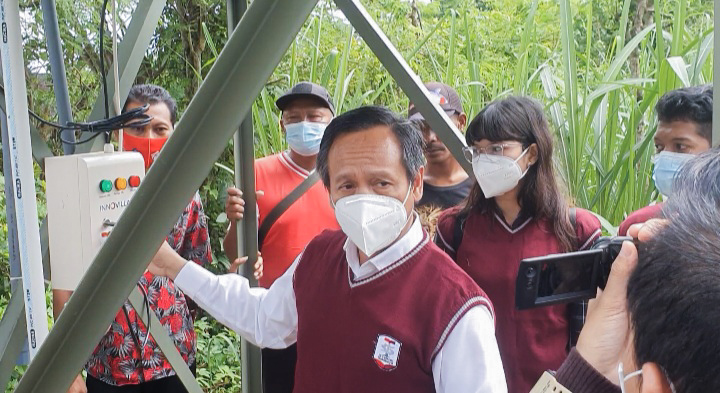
[0,0,716,392]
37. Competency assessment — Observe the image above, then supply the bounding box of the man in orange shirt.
[223,82,339,393]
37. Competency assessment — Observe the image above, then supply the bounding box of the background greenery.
[1,0,715,391]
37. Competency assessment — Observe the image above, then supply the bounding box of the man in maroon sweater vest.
[149,106,507,392]
[618,85,712,235]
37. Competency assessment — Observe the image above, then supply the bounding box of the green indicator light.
[99,180,113,193]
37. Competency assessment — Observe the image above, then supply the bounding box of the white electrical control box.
[46,151,145,290]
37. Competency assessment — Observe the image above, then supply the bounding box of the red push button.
[128,176,141,188]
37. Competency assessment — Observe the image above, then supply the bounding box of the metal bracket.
[127,289,203,393]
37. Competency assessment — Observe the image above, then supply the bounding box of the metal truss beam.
[0,286,27,389]
[14,0,318,391]
[335,0,472,176]
[127,290,203,393]
[41,0,75,154]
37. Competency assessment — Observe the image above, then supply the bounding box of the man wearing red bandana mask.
[55,85,227,393]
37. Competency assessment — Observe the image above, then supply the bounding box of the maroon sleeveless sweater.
[292,229,493,393]
[436,208,601,393]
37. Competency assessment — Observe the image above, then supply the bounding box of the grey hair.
[628,148,720,393]
[316,105,425,187]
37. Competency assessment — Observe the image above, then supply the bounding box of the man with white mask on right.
[150,106,508,392]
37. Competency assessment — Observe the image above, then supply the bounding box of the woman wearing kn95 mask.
[435,96,602,393]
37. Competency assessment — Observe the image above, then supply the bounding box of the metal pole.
[0,65,30,368]
[226,1,262,392]
[40,0,75,154]
[0,0,51,359]
[713,0,718,147]
[76,0,167,154]
[334,0,472,176]
[15,0,318,390]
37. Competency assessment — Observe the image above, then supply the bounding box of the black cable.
[59,131,104,145]
[0,84,151,135]
[99,0,110,121]
[122,304,146,383]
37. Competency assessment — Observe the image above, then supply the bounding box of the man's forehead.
[128,101,172,124]
[282,97,331,113]
[329,127,402,164]
[656,120,702,139]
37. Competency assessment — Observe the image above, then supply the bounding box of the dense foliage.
[1,0,714,391]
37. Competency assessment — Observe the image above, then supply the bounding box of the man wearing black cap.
[223,82,339,393]
[409,82,471,209]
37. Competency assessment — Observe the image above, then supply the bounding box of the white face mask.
[285,121,327,156]
[471,148,530,198]
[652,151,694,197]
[332,186,413,257]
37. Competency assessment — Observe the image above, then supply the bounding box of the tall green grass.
[215,0,713,230]
[537,0,714,231]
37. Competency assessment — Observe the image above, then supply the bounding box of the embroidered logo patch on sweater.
[373,334,402,371]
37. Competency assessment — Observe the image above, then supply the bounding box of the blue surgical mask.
[652,151,693,197]
[285,121,327,156]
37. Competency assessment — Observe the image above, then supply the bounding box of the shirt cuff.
[174,261,217,300]
[555,348,620,393]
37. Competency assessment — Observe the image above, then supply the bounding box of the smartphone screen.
[516,249,602,309]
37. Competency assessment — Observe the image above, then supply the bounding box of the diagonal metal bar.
[76,0,167,154]
[0,286,28,388]
[14,0,318,391]
[335,0,472,176]
[713,0,718,147]
[127,289,203,393]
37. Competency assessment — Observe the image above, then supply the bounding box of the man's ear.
[456,113,468,131]
[412,167,424,202]
[640,363,674,393]
[279,118,286,133]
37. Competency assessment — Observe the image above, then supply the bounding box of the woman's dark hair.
[460,95,576,251]
[316,106,424,188]
[122,84,178,125]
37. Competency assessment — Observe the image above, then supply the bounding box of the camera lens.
[525,267,536,278]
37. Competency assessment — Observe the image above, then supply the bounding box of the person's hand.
[228,253,264,280]
[66,375,86,393]
[575,219,666,383]
[226,188,264,221]
[225,187,245,221]
[147,241,187,280]
[576,241,637,383]
[627,218,667,242]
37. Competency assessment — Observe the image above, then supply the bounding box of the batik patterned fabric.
[84,192,212,386]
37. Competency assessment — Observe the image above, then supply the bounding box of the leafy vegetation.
[1,0,715,391]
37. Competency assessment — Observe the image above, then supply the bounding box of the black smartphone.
[515,236,632,310]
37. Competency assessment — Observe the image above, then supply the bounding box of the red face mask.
[122,132,168,170]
